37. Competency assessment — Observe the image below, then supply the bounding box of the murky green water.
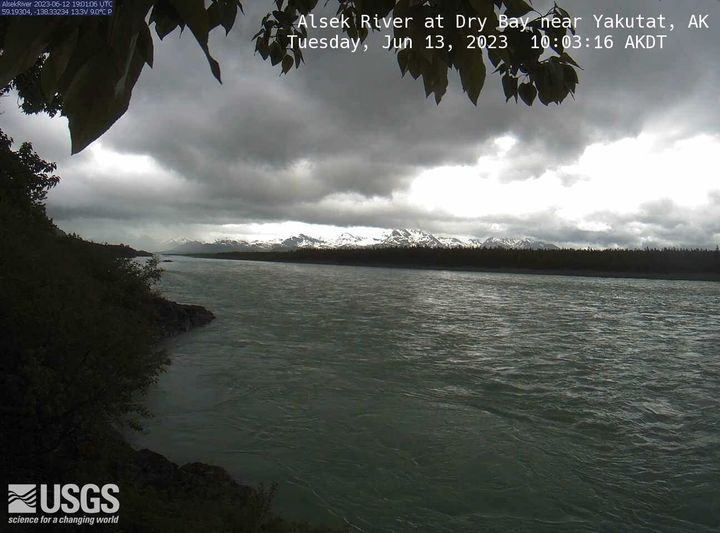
[130,256,720,532]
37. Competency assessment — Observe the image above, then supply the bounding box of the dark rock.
[153,297,215,337]
[132,448,182,490]
[180,462,253,503]
[131,449,252,505]
[161,259,173,262]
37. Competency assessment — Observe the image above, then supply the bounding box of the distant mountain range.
[161,229,558,254]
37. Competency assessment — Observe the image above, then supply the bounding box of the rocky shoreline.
[141,298,228,482]
[134,298,258,514]
[130,447,253,506]
[136,298,342,531]
[153,297,216,337]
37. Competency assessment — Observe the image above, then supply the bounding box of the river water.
[130,256,720,532]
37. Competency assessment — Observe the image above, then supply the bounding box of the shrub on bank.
[0,131,346,532]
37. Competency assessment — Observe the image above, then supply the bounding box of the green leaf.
[469,0,493,17]
[207,2,220,29]
[430,57,448,104]
[397,49,411,76]
[217,0,239,34]
[281,55,294,74]
[518,82,536,105]
[562,64,578,93]
[137,24,155,68]
[155,16,180,39]
[502,74,518,102]
[505,0,533,18]
[256,38,270,60]
[0,18,60,87]
[150,0,182,39]
[269,42,284,66]
[559,52,581,69]
[63,33,146,154]
[169,0,222,82]
[169,0,209,40]
[40,28,80,103]
[456,47,486,105]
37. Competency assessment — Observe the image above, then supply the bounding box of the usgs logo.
[8,484,120,514]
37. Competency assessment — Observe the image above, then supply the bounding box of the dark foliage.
[0,130,168,479]
[0,57,64,116]
[1,0,577,153]
[0,129,59,218]
[80,240,154,258]
[0,131,345,532]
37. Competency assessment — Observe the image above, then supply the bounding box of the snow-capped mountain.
[279,234,325,249]
[161,229,557,254]
[472,237,559,250]
[374,231,558,250]
[380,229,445,248]
[330,232,383,248]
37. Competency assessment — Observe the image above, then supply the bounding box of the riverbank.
[182,247,720,282]
[112,438,345,533]
[0,136,344,532]
[129,299,345,532]
[152,297,216,337]
[65,428,345,533]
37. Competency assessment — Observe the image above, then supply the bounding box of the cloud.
[1,0,718,249]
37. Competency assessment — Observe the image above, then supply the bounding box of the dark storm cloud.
[2,0,718,247]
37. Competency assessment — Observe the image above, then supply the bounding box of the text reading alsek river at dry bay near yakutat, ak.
[296,13,670,31]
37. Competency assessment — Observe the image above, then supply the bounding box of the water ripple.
[133,258,720,532]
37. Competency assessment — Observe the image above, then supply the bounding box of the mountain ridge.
[161,229,558,254]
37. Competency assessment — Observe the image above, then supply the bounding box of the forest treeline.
[192,247,720,280]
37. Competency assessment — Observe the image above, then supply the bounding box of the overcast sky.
[3,0,719,250]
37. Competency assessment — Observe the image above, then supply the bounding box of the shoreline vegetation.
[184,247,720,282]
[3,239,345,533]
[1,133,344,533]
